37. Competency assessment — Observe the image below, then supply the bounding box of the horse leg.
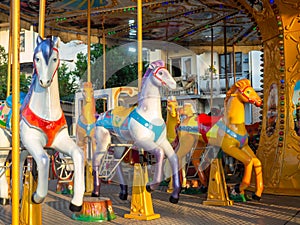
[116,166,128,200]
[25,147,49,204]
[241,145,263,199]
[19,150,29,200]
[146,147,165,192]
[53,129,85,212]
[222,143,255,200]
[114,147,128,200]
[252,157,263,199]
[0,153,10,205]
[0,165,9,205]
[92,126,111,197]
[192,148,208,192]
[0,129,11,205]
[160,140,181,204]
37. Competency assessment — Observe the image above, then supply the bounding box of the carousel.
[0,0,299,224]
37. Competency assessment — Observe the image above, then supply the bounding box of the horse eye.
[35,57,40,62]
[158,71,163,76]
[53,58,57,62]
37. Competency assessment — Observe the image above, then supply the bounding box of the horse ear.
[36,35,43,45]
[52,36,60,48]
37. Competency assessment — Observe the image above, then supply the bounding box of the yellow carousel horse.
[177,78,263,201]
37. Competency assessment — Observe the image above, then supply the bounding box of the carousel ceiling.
[0,0,263,48]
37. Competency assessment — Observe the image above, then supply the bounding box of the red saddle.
[197,114,222,143]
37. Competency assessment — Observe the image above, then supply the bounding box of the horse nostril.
[47,80,51,85]
[39,80,43,86]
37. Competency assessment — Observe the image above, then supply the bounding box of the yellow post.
[203,155,233,206]
[124,163,160,220]
[137,0,143,91]
[11,0,20,223]
[5,161,11,199]
[19,170,42,225]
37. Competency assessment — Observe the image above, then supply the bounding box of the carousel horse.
[178,78,263,201]
[0,93,26,205]
[92,60,181,203]
[19,36,85,212]
[164,97,212,193]
[76,81,97,162]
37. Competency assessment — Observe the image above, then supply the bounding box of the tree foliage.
[71,43,145,90]
[0,45,31,100]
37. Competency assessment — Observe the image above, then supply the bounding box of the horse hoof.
[31,192,44,204]
[0,198,9,205]
[69,202,82,212]
[234,184,240,193]
[199,186,208,193]
[119,193,128,201]
[91,192,100,197]
[146,184,153,193]
[169,195,179,204]
[252,193,261,201]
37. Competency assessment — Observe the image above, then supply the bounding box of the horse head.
[33,36,60,88]
[167,96,179,119]
[232,79,262,107]
[82,82,94,104]
[146,60,176,90]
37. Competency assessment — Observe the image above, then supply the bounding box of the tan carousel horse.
[165,98,214,193]
[177,78,263,201]
[76,81,97,162]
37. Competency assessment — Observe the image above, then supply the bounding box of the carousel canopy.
[0,0,262,50]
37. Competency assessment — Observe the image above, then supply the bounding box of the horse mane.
[20,73,37,113]
[224,78,250,113]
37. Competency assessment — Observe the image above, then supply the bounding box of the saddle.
[111,106,136,128]
[197,113,222,143]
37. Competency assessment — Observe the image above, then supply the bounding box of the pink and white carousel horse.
[92,60,181,203]
[19,36,85,212]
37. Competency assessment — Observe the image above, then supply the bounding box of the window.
[219,52,242,76]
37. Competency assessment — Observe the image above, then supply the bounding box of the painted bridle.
[151,66,168,86]
[238,85,262,107]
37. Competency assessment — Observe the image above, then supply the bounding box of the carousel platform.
[0,178,300,225]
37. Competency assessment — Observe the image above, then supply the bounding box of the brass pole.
[11,0,20,223]
[102,19,106,90]
[87,0,91,83]
[137,0,143,91]
[102,19,106,112]
[233,44,236,83]
[224,20,228,91]
[210,26,214,111]
[38,0,46,37]
[6,9,12,97]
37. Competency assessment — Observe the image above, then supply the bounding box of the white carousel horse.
[19,36,85,212]
[92,60,181,203]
